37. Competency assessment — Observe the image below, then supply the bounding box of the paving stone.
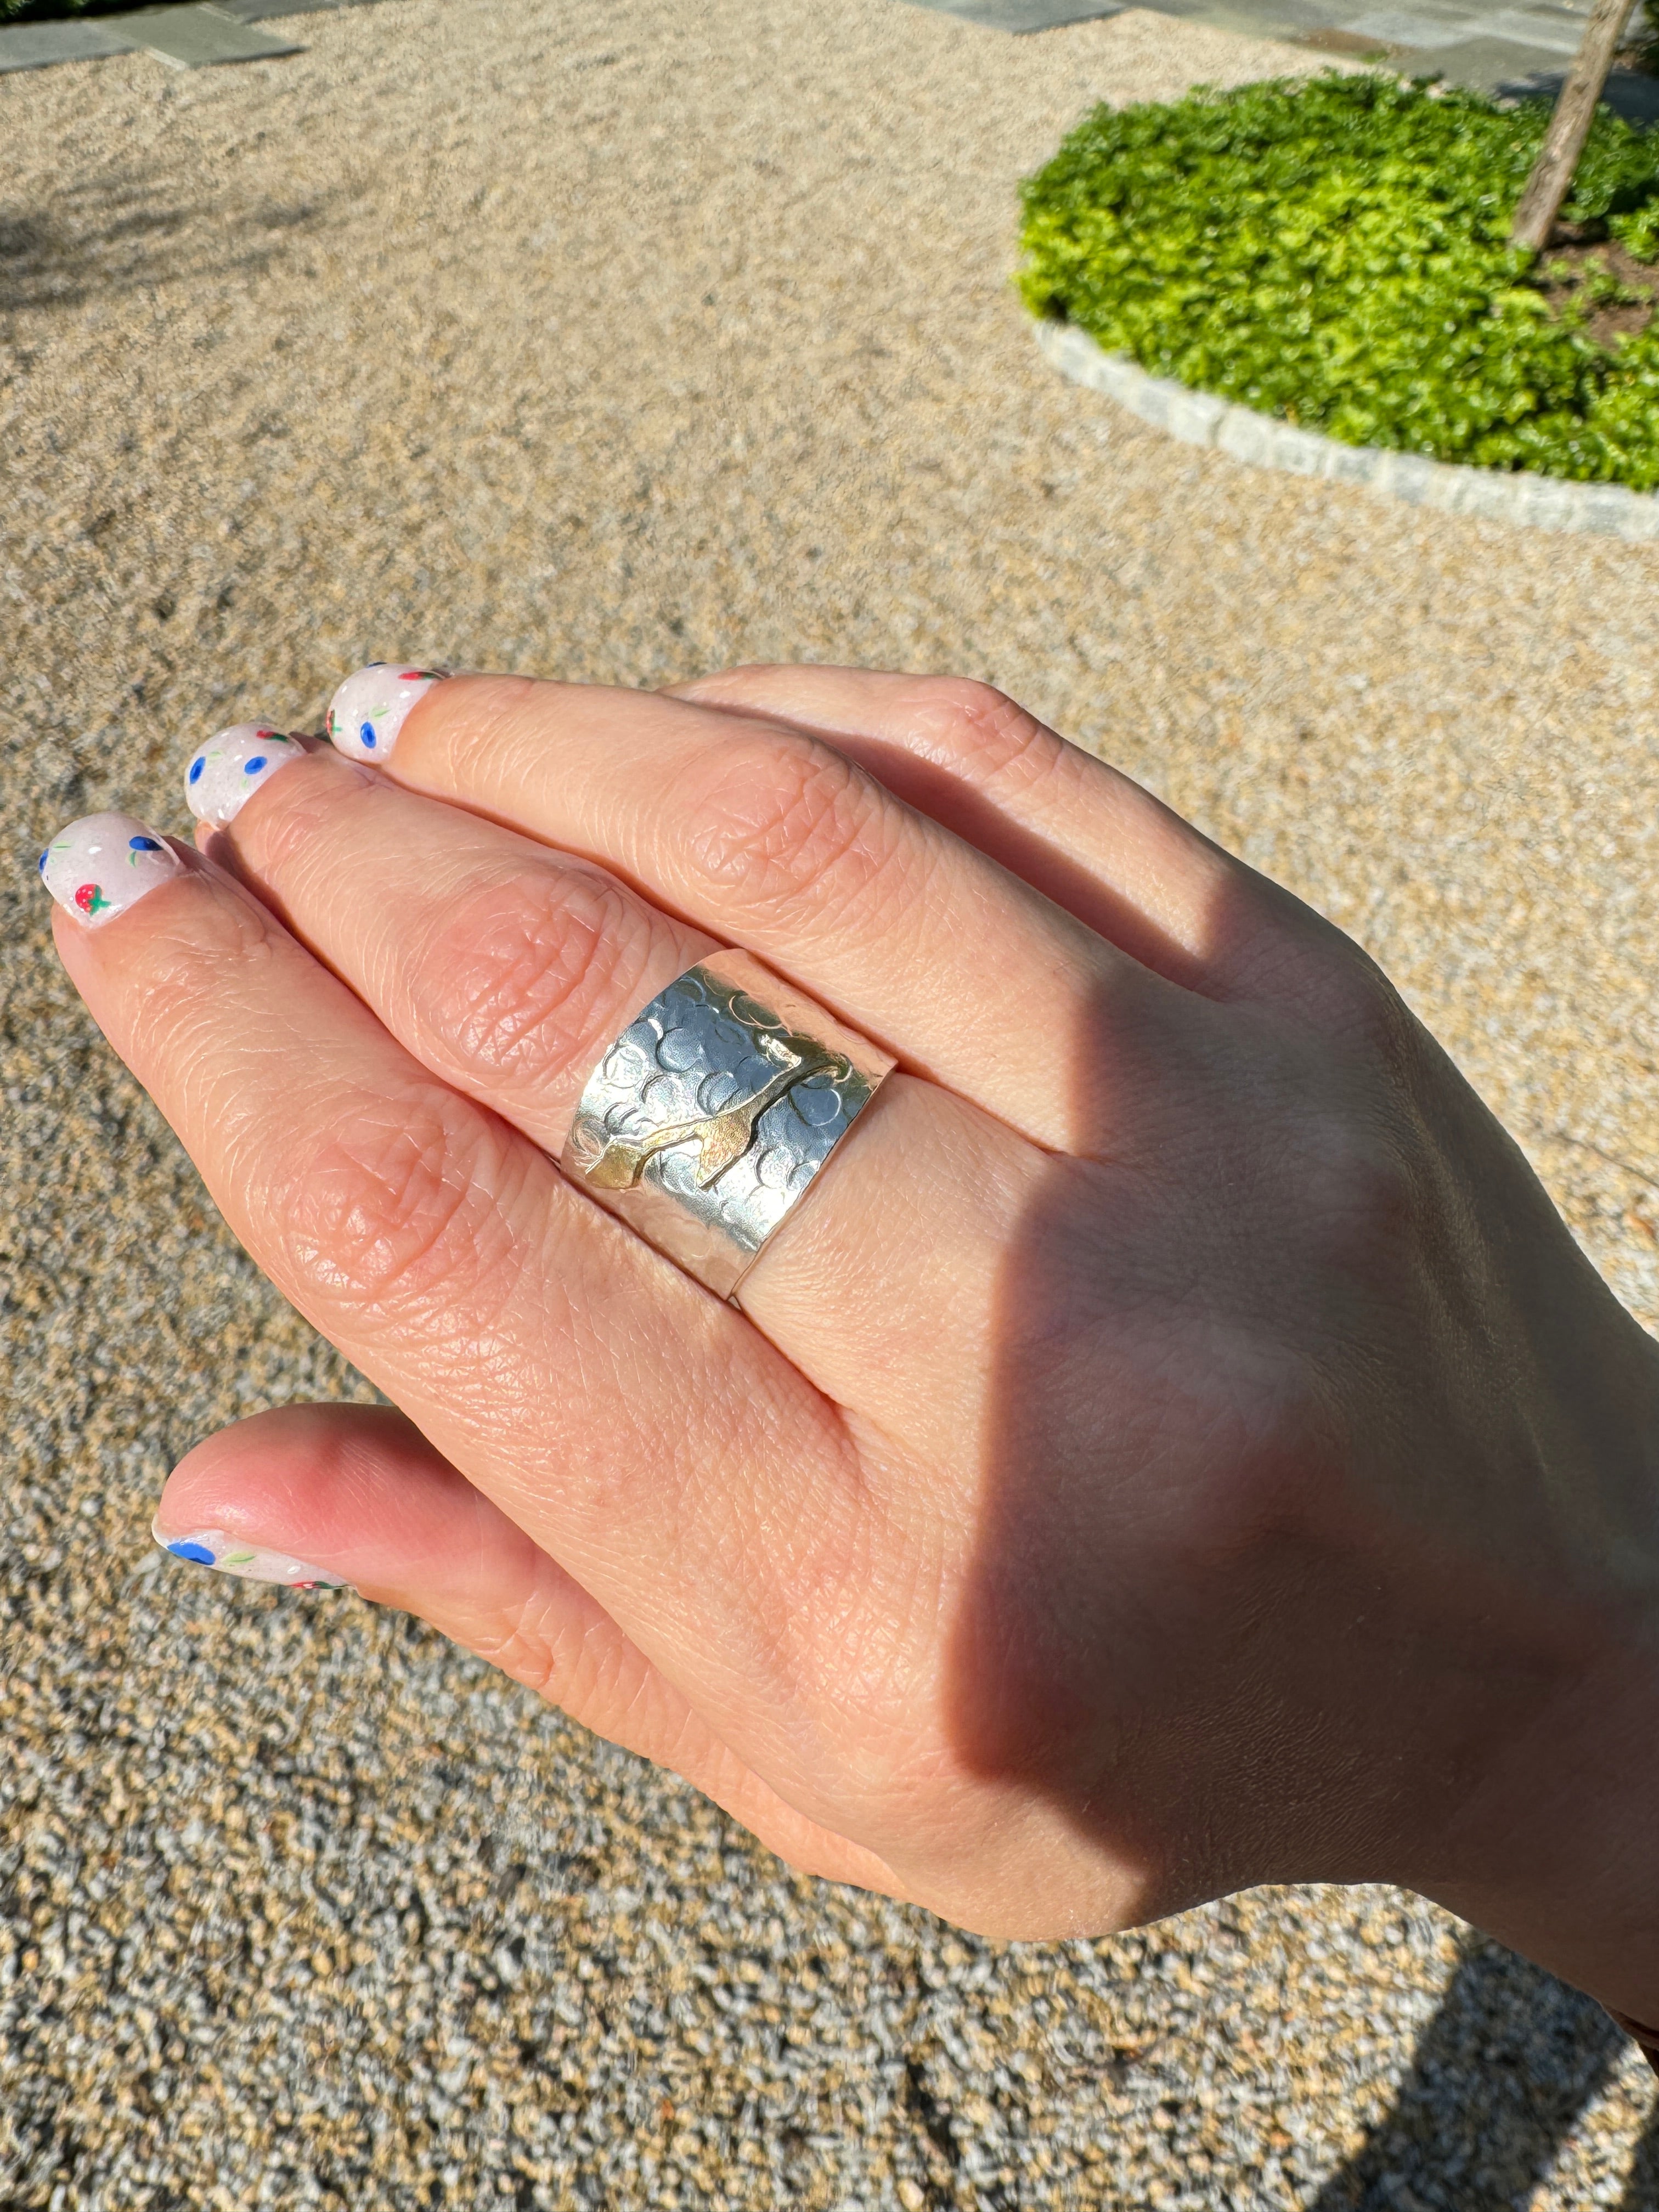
[1313,430,1382,483]
[1200,0,1340,25]
[120,2,303,64]
[1214,405,1285,467]
[1491,0,1598,29]
[0,14,137,70]
[217,0,387,17]
[1343,8,1487,48]
[1393,28,1571,77]
[901,0,1124,24]
[1165,386,1229,441]
[1300,22,1407,47]
[904,0,1659,107]
[907,0,1659,97]
[1148,0,1329,28]
[1481,6,1592,48]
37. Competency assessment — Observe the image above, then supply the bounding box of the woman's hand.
[41,667,1659,2021]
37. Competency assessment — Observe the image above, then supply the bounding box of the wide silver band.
[560,949,894,1301]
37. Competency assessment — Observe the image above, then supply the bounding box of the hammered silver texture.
[561,949,894,1300]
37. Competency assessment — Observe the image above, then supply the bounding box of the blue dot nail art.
[167,1539,217,1565]
[38,851,48,874]
[359,721,377,749]
[245,757,267,775]
[129,836,161,851]
[188,757,205,784]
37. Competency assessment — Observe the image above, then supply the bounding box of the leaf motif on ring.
[580,1031,851,1193]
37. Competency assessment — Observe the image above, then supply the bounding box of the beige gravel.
[3,0,1658,2203]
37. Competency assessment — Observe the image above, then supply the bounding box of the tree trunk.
[1509,0,1638,252]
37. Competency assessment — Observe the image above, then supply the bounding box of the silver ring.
[560,948,895,1302]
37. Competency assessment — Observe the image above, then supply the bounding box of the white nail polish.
[38,813,184,927]
[325,662,447,762]
[185,723,306,827]
[152,1522,348,1589]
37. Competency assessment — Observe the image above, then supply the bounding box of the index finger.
[41,812,872,1790]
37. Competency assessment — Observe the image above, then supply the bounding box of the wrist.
[1424,1588,1659,2033]
[1413,1322,1659,2030]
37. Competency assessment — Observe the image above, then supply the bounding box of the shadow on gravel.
[1502,68,1659,128]
[1309,1934,1659,2210]
[0,168,331,314]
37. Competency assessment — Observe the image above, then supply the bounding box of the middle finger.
[327,671,1176,1157]
[195,742,1051,1461]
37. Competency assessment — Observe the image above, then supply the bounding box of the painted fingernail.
[185,722,306,827]
[325,662,447,762]
[151,1520,348,1590]
[38,812,184,927]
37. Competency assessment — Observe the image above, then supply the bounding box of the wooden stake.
[1510,0,1638,252]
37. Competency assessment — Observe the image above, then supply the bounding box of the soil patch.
[1532,229,1659,342]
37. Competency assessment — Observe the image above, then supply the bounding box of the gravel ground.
[3,0,1658,2204]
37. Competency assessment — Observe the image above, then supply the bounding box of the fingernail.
[38,812,184,927]
[151,1520,348,1590]
[325,662,447,763]
[185,722,306,827]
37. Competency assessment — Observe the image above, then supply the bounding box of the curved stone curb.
[1035,318,1659,540]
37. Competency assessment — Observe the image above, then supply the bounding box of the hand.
[42,667,1659,2021]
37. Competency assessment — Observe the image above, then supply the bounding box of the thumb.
[154,1400,908,1897]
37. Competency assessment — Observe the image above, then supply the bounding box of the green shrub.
[1018,74,1659,487]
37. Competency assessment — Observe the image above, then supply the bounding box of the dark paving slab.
[0,0,383,72]
[902,0,1659,104]
[0,14,137,69]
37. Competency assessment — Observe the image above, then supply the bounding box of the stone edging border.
[1035,317,1659,540]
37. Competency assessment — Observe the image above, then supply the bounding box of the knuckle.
[479,1588,653,1734]
[1300,1115,1423,1282]
[267,1086,521,1317]
[1317,948,1423,1076]
[244,749,388,873]
[1267,1059,1432,1355]
[432,674,543,785]
[675,733,913,924]
[467,1587,575,1701]
[128,882,289,1022]
[901,675,1059,786]
[403,866,658,1094]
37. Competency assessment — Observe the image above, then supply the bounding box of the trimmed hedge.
[1018,74,1659,488]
